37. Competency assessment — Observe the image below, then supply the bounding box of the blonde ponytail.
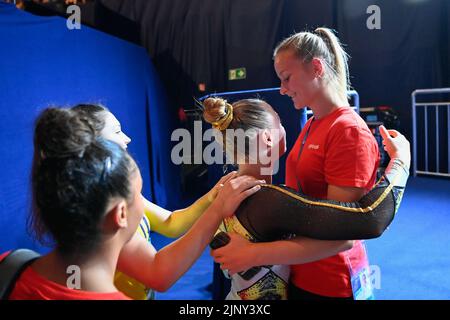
[314,28,350,102]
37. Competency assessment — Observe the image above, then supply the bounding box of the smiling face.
[274,49,320,110]
[99,112,131,149]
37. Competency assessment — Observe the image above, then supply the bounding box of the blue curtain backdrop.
[0,2,181,253]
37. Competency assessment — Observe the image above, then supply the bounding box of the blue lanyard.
[295,118,315,191]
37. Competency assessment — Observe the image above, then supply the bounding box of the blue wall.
[0,2,181,253]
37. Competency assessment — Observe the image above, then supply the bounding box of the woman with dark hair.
[0,107,262,300]
[70,103,232,299]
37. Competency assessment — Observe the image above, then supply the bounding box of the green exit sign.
[229,67,246,80]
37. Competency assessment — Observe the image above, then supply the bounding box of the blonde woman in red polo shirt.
[212,28,381,300]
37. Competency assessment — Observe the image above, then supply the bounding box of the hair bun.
[34,108,96,159]
[202,98,228,124]
[203,97,234,130]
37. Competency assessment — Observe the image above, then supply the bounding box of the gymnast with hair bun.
[0,107,263,300]
[207,26,411,300]
[70,104,235,299]
[203,93,409,300]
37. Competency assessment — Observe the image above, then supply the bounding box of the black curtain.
[98,0,449,134]
[224,0,285,91]
[444,0,450,88]
[336,0,449,139]
[99,0,228,113]
[280,0,335,36]
[95,0,450,186]
[98,0,287,110]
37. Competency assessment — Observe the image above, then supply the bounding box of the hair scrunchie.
[212,103,233,131]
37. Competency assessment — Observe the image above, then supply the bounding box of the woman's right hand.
[206,171,238,203]
[379,125,411,168]
[210,175,265,219]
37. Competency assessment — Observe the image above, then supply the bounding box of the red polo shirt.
[285,106,379,297]
[0,251,130,300]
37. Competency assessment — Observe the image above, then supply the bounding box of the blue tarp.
[0,2,181,253]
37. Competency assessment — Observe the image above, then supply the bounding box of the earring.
[222,163,229,174]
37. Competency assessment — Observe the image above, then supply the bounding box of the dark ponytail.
[29,107,136,258]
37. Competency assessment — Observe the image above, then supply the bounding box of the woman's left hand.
[206,171,238,203]
[379,125,411,167]
[210,232,257,275]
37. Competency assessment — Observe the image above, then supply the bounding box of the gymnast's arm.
[143,172,237,238]
[213,181,384,275]
[230,165,408,244]
[117,175,263,291]
[231,126,410,242]
[212,233,354,275]
[211,184,363,275]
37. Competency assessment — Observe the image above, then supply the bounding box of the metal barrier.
[412,88,450,177]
